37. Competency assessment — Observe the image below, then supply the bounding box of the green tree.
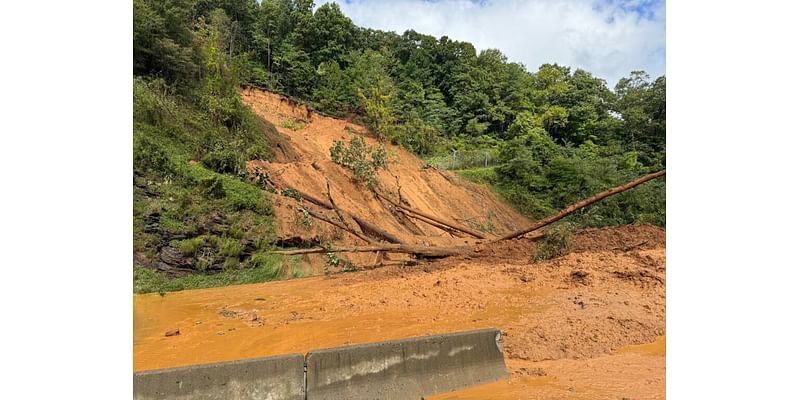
[615,71,666,160]
[133,0,198,86]
[348,50,396,140]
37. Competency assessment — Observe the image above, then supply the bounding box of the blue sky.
[324,0,665,85]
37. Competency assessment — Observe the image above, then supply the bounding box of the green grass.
[133,252,285,294]
[281,118,307,131]
[133,77,284,293]
[455,166,496,185]
[184,163,271,214]
[217,237,243,258]
[174,236,205,256]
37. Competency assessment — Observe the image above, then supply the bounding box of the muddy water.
[430,337,666,399]
[133,276,552,372]
[134,245,665,399]
[617,334,666,356]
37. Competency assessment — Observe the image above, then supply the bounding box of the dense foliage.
[134,0,666,291]
[134,0,290,292]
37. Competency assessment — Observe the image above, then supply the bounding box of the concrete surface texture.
[305,328,509,399]
[133,353,305,400]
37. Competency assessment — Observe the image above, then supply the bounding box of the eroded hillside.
[240,88,531,273]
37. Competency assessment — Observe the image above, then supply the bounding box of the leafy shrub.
[134,132,176,176]
[532,223,574,262]
[281,118,307,131]
[204,94,246,130]
[201,147,243,175]
[475,214,496,234]
[245,144,269,160]
[249,252,282,279]
[281,188,302,201]
[325,252,340,268]
[296,208,313,229]
[222,257,240,270]
[330,135,390,188]
[185,164,270,214]
[195,254,213,272]
[341,260,359,272]
[133,78,178,127]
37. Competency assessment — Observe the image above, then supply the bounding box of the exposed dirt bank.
[239,88,531,273]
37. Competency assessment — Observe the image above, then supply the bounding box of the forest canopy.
[134,0,665,230]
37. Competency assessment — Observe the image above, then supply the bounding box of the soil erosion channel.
[134,226,666,399]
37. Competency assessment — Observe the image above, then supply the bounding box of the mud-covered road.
[134,225,665,398]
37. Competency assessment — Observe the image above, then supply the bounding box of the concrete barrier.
[133,354,305,400]
[305,328,508,399]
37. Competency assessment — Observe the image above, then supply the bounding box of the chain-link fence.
[425,149,501,170]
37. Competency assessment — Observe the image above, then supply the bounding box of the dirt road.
[134,225,665,398]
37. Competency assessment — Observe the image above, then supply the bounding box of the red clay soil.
[134,225,666,399]
[240,88,531,273]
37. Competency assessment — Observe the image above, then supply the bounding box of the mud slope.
[134,225,666,399]
[240,88,530,270]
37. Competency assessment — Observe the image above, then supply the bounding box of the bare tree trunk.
[326,180,370,241]
[270,171,664,263]
[275,181,403,244]
[351,215,405,244]
[374,192,489,239]
[299,207,373,244]
[400,209,466,238]
[271,244,470,258]
[493,170,666,242]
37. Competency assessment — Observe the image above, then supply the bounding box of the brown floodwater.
[617,334,666,356]
[133,275,552,372]
[134,241,665,399]
[430,336,666,399]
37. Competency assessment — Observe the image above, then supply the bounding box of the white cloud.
[322,0,665,86]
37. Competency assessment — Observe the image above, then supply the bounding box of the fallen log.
[325,180,378,244]
[493,169,666,242]
[299,207,373,244]
[268,170,664,265]
[351,215,405,244]
[270,244,470,258]
[325,181,349,226]
[299,192,333,209]
[375,192,489,239]
[399,209,466,238]
[268,177,334,209]
[276,182,404,244]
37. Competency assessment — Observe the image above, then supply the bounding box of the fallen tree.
[273,170,665,259]
[325,181,351,228]
[351,215,405,244]
[493,169,666,242]
[272,177,484,242]
[298,207,374,244]
[273,177,402,244]
[399,209,467,238]
[271,244,471,258]
[374,192,489,239]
